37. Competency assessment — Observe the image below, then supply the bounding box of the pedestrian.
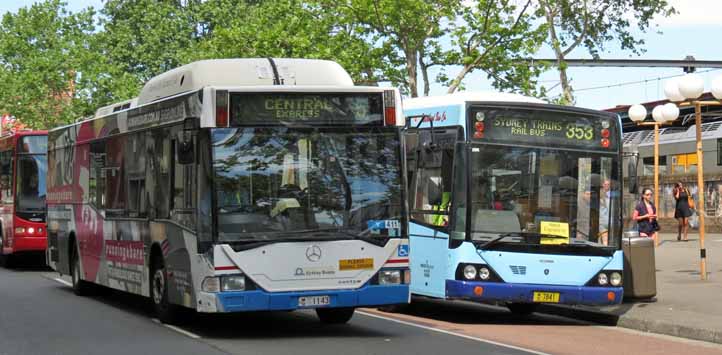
[632,187,658,245]
[673,181,693,241]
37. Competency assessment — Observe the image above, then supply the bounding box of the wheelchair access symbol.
[397,245,409,257]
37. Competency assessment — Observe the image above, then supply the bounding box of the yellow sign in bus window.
[339,258,374,271]
[539,221,569,244]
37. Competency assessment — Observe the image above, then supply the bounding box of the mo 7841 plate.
[532,292,560,303]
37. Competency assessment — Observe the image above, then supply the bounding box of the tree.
[0,0,103,128]
[188,0,385,86]
[538,0,676,105]
[329,0,459,97]
[443,0,547,96]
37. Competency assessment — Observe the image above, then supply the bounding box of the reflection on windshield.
[16,155,47,211]
[464,145,619,247]
[211,127,403,241]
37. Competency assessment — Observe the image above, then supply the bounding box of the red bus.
[0,130,48,267]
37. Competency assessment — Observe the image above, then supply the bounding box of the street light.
[661,73,722,281]
[628,102,676,247]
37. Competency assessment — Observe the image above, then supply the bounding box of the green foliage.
[538,0,676,105]
[443,0,548,96]
[0,0,100,128]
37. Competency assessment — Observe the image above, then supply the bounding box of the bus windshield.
[211,127,403,242]
[465,144,620,248]
[16,154,47,212]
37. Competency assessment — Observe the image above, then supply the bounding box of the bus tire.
[507,303,537,316]
[150,256,179,324]
[316,307,355,324]
[70,244,91,296]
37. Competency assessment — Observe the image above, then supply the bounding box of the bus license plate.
[532,292,560,303]
[298,295,330,308]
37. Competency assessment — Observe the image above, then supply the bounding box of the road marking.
[357,311,552,355]
[151,318,202,339]
[54,277,72,287]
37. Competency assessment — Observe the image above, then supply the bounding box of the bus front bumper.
[9,236,47,253]
[214,284,409,312]
[446,280,623,306]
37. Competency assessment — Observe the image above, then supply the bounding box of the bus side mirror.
[177,140,195,165]
[628,154,638,194]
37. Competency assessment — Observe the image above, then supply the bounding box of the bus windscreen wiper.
[295,228,388,247]
[228,229,387,251]
[479,232,568,249]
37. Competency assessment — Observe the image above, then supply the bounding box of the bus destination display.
[231,93,383,125]
[471,109,613,149]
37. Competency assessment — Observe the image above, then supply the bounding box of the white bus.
[46,58,410,324]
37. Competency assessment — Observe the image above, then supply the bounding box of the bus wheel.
[151,257,178,324]
[507,303,538,316]
[70,246,90,296]
[316,307,355,324]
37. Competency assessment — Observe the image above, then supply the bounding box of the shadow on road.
[51,282,389,340]
[389,297,622,326]
[3,252,51,271]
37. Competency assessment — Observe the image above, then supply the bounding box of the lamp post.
[645,73,722,281]
[628,102,677,247]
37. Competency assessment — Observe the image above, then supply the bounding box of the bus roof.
[403,91,545,110]
[137,58,355,105]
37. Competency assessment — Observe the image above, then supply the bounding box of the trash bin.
[622,231,657,299]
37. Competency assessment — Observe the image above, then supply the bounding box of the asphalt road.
[1,259,721,355]
[0,262,532,355]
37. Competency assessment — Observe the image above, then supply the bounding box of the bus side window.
[126,133,147,218]
[89,142,105,208]
[105,135,126,217]
[171,135,197,230]
[0,150,13,203]
[409,129,456,228]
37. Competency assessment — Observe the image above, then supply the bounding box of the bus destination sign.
[230,93,383,125]
[470,108,614,149]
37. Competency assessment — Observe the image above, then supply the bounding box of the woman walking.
[633,188,659,245]
[673,182,694,241]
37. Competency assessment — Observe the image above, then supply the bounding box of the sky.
[1,0,720,110]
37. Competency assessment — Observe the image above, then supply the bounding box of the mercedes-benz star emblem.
[306,245,322,262]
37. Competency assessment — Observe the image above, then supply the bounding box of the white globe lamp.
[664,79,685,102]
[652,105,665,122]
[711,75,722,100]
[662,103,680,122]
[678,73,705,100]
[628,104,647,122]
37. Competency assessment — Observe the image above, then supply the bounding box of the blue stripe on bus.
[215,284,409,312]
[445,280,623,306]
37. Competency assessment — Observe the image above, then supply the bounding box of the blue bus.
[402,92,624,314]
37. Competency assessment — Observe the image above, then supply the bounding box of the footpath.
[545,232,722,344]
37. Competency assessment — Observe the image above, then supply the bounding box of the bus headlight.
[202,277,221,293]
[379,270,402,285]
[463,265,477,280]
[597,273,608,286]
[479,267,490,280]
[610,272,622,287]
[221,275,246,291]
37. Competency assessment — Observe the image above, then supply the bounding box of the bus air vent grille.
[509,265,527,275]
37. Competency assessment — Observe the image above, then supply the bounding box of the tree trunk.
[419,49,431,96]
[446,64,472,94]
[542,2,575,105]
[405,48,419,98]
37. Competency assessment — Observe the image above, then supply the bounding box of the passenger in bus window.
[673,181,693,242]
[633,188,658,244]
[598,179,611,246]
